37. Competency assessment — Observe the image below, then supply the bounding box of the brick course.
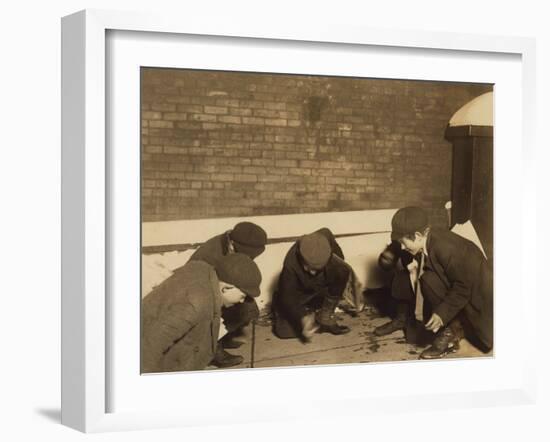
[141,68,492,227]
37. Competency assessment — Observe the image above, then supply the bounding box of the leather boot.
[419,319,463,359]
[210,342,244,368]
[316,297,350,335]
[374,302,408,336]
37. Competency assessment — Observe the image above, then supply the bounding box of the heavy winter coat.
[421,229,493,350]
[273,228,349,333]
[141,261,221,373]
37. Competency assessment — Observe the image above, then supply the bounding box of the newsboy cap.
[391,206,429,241]
[229,222,268,259]
[298,232,331,270]
[215,253,262,297]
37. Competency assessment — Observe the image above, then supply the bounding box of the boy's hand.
[378,245,399,270]
[301,313,319,340]
[425,313,443,333]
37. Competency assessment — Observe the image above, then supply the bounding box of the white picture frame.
[61,9,537,433]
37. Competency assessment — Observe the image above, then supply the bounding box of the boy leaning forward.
[389,206,493,359]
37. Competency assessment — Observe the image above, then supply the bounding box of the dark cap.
[298,232,331,270]
[391,206,429,241]
[215,253,262,297]
[229,222,267,259]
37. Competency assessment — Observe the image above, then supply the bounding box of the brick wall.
[141,68,492,227]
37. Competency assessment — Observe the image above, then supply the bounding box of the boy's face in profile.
[399,232,425,256]
[220,284,246,307]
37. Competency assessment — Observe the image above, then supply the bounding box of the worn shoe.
[374,301,410,337]
[419,325,461,359]
[374,318,406,336]
[210,345,244,368]
[315,296,351,335]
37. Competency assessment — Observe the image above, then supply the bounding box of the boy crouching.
[141,253,262,373]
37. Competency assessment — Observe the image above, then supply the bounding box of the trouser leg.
[391,269,415,302]
[374,270,414,337]
[221,295,259,334]
[220,296,260,348]
[210,342,244,368]
[273,308,301,339]
[374,301,410,336]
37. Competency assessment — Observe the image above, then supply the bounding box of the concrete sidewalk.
[208,307,491,370]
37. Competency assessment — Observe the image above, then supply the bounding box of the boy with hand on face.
[388,206,493,359]
[141,253,262,373]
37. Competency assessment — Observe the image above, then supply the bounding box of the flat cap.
[215,253,262,297]
[391,206,429,241]
[298,232,331,270]
[229,222,268,259]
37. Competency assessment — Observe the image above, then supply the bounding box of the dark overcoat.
[421,229,493,350]
[141,261,221,373]
[189,232,230,267]
[273,228,348,334]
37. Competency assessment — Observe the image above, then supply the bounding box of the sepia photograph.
[139,67,494,374]
[49,1,545,437]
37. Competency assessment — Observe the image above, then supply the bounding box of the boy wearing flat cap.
[389,206,493,359]
[141,253,262,373]
[272,228,351,340]
[189,222,267,367]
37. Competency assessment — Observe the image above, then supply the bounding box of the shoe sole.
[419,345,459,360]
[222,341,245,349]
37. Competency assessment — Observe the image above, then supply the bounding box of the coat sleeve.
[277,266,308,329]
[431,244,474,325]
[142,290,206,359]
